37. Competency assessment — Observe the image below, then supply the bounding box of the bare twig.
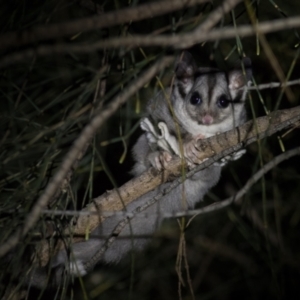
[0,0,209,51]
[2,16,300,68]
[0,56,174,259]
[246,79,300,91]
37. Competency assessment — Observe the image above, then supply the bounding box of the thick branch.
[37,105,300,266]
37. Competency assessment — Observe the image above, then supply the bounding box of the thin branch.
[0,0,209,51]
[2,15,300,68]
[246,79,300,90]
[0,56,174,259]
[37,105,300,266]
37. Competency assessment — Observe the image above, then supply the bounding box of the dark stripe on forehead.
[207,74,217,104]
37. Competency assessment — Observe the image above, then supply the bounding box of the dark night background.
[0,0,300,299]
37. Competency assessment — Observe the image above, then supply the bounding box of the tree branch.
[40,141,300,223]
[247,79,300,91]
[36,105,300,266]
[0,0,209,51]
[2,15,300,69]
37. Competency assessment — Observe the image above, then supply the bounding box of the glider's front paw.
[148,151,173,171]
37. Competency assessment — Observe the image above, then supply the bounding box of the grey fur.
[30,52,251,288]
